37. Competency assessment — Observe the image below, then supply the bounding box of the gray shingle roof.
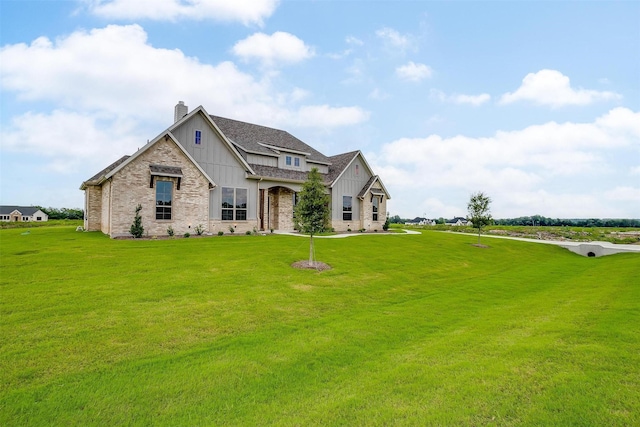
[210,115,331,164]
[327,151,359,183]
[249,164,332,183]
[0,206,42,216]
[357,175,378,198]
[150,164,183,176]
[84,155,131,185]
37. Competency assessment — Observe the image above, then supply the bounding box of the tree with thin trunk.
[294,168,330,267]
[467,191,492,245]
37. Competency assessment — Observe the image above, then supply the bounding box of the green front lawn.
[1,226,638,425]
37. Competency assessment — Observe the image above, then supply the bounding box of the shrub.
[229,226,235,234]
[383,217,390,231]
[130,204,144,238]
[183,232,190,238]
[246,230,252,235]
[347,228,351,232]
[167,225,174,237]
[217,231,224,236]
[195,224,204,236]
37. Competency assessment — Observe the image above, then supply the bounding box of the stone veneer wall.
[330,219,360,232]
[84,185,102,231]
[331,184,387,232]
[276,188,295,231]
[101,180,112,234]
[267,187,295,231]
[208,219,258,235]
[360,183,387,231]
[107,138,210,237]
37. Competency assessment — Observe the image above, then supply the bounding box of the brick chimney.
[174,101,188,123]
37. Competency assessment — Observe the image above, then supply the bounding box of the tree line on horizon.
[37,207,84,220]
[388,214,640,228]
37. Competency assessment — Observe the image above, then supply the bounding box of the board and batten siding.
[172,114,257,220]
[246,153,278,167]
[330,155,371,222]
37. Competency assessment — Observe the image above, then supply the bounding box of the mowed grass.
[1,227,638,426]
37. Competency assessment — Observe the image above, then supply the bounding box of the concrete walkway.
[449,232,640,257]
[273,229,638,257]
[274,229,638,257]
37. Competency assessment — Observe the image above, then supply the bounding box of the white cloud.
[327,36,364,60]
[232,31,314,67]
[375,27,411,50]
[500,69,622,107]
[346,36,364,46]
[0,24,368,173]
[630,166,640,176]
[81,0,279,25]
[605,186,640,202]
[0,110,142,173]
[431,89,490,106]
[370,108,640,218]
[396,61,432,82]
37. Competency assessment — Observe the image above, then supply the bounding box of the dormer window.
[195,130,202,145]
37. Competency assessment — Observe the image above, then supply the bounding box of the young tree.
[130,204,144,238]
[467,191,492,245]
[294,167,330,266]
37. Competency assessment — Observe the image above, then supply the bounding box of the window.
[286,156,292,166]
[355,164,359,175]
[342,196,352,221]
[195,130,202,145]
[156,180,173,220]
[372,197,379,221]
[294,157,300,167]
[36,216,42,221]
[222,187,247,220]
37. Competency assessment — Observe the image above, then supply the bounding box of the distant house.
[81,102,391,238]
[0,206,49,222]
[446,217,471,226]
[405,217,436,226]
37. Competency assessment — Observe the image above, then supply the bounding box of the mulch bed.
[291,260,332,271]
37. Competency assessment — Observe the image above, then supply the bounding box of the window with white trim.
[195,130,202,145]
[342,196,352,221]
[286,156,292,166]
[294,157,300,167]
[222,187,247,220]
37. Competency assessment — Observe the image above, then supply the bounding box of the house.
[446,217,471,226]
[81,102,391,238]
[405,217,435,226]
[0,206,49,222]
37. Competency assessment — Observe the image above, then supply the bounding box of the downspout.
[256,177,263,231]
[108,177,113,237]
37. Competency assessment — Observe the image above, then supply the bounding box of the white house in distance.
[0,206,49,222]
[81,102,391,238]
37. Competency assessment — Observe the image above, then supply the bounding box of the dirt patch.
[471,243,490,248]
[291,260,332,271]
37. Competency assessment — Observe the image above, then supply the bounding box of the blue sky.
[1,0,638,219]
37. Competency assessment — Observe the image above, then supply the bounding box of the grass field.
[1,225,639,426]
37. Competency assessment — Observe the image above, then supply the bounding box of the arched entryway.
[259,185,298,231]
